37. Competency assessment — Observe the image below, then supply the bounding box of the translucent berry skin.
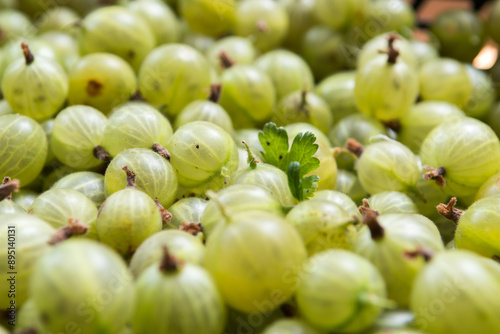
[167,197,208,229]
[366,191,419,215]
[296,250,387,333]
[205,211,307,313]
[0,196,24,214]
[411,251,500,334]
[0,10,35,47]
[97,188,162,256]
[420,118,500,197]
[174,100,234,134]
[230,163,295,206]
[79,6,156,72]
[315,71,359,122]
[235,0,289,52]
[463,65,496,119]
[139,44,211,116]
[104,148,178,208]
[219,65,276,129]
[1,50,68,121]
[180,0,236,37]
[103,102,173,157]
[272,91,333,135]
[0,114,48,186]
[167,121,238,194]
[201,184,282,238]
[329,114,386,148]
[52,171,105,208]
[455,195,500,259]
[398,101,465,153]
[129,230,205,278]
[355,56,419,121]
[418,58,472,109]
[51,105,107,170]
[68,53,137,114]
[0,214,55,309]
[29,188,98,238]
[128,0,179,45]
[354,213,444,307]
[335,169,368,204]
[255,50,315,100]
[286,199,356,255]
[358,140,420,196]
[39,31,80,72]
[314,189,361,219]
[206,36,257,72]
[314,0,368,30]
[134,262,226,334]
[29,239,135,334]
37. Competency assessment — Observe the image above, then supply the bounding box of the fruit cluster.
[1,0,500,333]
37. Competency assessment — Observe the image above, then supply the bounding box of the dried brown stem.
[16,328,37,334]
[179,222,203,236]
[219,51,235,69]
[437,197,463,224]
[130,89,146,102]
[346,138,365,157]
[49,218,89,245]
[93,145,111,162]
[122,166,137,188]
[298,90,309,116]
[363,209,385,240]
[359,198,380,217]
[21,42,34,65]
[405,246,435,263]
[493,255,500,264]
[155,197,172,226]
[423,166,446,187]
[0,177,19,201]
[159,246,182,272]
[152,143,171,161]
[208,84,222,103]
[378,33,400,64]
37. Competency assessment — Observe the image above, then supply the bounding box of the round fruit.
[411,250,500,334]
[255,50,315,100]
[431,9,485,63]
[139,44,212,117]
[398,101,465,153]
[272,91,332,134]
[167,197,208,230]
[219,64,276,129]
[51,105,108,170]
[0,114,48,186]
[206,36,257,72]
[287,199,357,255]
[68,53,137,114]
[29,239,135,334]
[0,214,55,309]
[98,167,163,256]
[129,230,205,278]
[180,0,236,37]
[315,71,359,122]
[105,148,178,208]
[262,319,320,334]
[234,0,289,52]
[201,184,282,238]
[365,191,419,215]
[357,139,420,196]
[128,0,179,45]
[205,211,307,313]
[167,121,238,194]
[296,249,390,333]
[1,42,68,121]
[354,211,444,307]
[420,117,500,198]
[103,102,173,157]
[133,249,226,334]
[52,171,105,208]
[79,6,156,72]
